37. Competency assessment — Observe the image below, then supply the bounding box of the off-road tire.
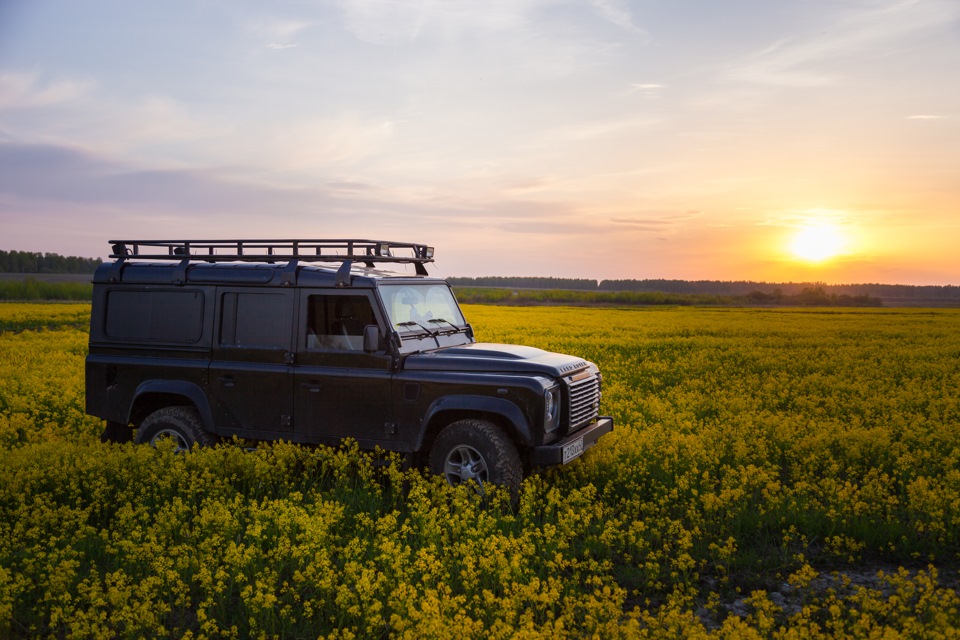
[135,406,217,452]
[429,419,522,497]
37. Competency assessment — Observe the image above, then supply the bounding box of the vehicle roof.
[93,260,446,288]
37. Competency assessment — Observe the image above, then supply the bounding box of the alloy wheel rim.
[150,428,190,453]
[443,444,488,489]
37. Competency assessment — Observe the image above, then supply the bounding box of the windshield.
[379,283,466,332]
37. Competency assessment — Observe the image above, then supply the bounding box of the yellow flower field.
[1,302,959,638]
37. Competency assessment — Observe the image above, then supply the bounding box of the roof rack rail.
[108,239,435,275]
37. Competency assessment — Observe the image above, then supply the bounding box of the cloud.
[622,83,663,98]
[0,72,94,109]
[0,79,232,161]
[727,39,838,88]
[609,218,668,232]
[251,17,312,40]
[335,0,550,45]
[907,114,942,120]
[326,181,377,192]
[538,115,659,143]
[2,75,401,177]
[727,0,960,87]
[0,141,331,215]
[0,141,608,247]
[589,0,648,37]
[497,220,604,235]
[611,210,703,232]
[245,16,312,50]
[123,96,232,143]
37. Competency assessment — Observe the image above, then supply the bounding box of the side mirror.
[363,324,380,353]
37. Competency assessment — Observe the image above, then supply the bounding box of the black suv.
[86,239,613,493]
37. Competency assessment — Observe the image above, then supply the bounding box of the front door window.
[305,294,376,351]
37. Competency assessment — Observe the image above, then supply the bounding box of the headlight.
[544,386,561,432]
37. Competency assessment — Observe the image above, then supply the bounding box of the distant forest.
[448,277,960,306]
[0,250,102,274]
[447,276,599,290]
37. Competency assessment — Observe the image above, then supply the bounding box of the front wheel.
[429,419,522,497]
[135,406,216,452]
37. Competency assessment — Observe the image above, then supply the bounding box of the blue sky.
[1,0,958,283]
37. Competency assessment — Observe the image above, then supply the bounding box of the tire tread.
[135,406,216,448]
[429,419,523,496]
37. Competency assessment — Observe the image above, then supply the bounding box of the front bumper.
[532,416,613,466]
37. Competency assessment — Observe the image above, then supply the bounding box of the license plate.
[562,437,584,463]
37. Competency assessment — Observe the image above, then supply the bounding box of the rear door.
[209,288,295,435]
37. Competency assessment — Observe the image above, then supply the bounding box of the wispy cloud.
[257,18,312,40]
[610,210,703,233]
[907,114,942,120]
[248,17,312,49]
[0,72,94,109]
[538,115,658,143]
[498,220,603,235]
[626,83,663,97]
[727,0,960,87]
[589,0,648,37]
[336,0,550,45]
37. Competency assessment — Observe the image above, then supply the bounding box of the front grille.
[567,373,600,430]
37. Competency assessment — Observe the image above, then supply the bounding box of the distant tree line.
[0,250,102,274]
[450,276,959,302]
[596,279,959,301]
[742,287,881,307]
[453,285,882,308]
[446,276,598,291]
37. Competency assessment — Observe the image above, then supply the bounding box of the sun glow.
[789,222,848,262]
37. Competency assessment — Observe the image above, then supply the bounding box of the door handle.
[217,375,235,388]
[300,381,321,393]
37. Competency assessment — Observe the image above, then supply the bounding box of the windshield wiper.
[396,320,441,347]
[427,318,464,334]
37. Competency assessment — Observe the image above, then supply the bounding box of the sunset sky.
[1,0,958,284]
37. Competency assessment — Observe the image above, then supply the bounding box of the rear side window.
[220,292,291,349]
[104,290,204,343]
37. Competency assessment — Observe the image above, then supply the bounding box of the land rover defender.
[86,239,613,493]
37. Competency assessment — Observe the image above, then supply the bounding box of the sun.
[789,222,848,262]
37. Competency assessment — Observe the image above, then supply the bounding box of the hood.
[402,342,593,377]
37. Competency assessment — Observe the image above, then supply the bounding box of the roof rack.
[108,239,435,276]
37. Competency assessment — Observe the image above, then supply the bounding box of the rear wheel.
[135,407,216,452]
[429,419,522,497]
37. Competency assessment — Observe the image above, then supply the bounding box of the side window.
[105,290,204,343]
[305,294,375,351]
[220,292,290,349]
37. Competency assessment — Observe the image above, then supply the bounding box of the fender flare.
[419,395,534,450]
[130,380,216,432]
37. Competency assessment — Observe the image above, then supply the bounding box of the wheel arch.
[129,380,215,430]
[418,395,534,457]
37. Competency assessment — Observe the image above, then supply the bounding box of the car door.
[293,290,394,446]
[209,288,295,435]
